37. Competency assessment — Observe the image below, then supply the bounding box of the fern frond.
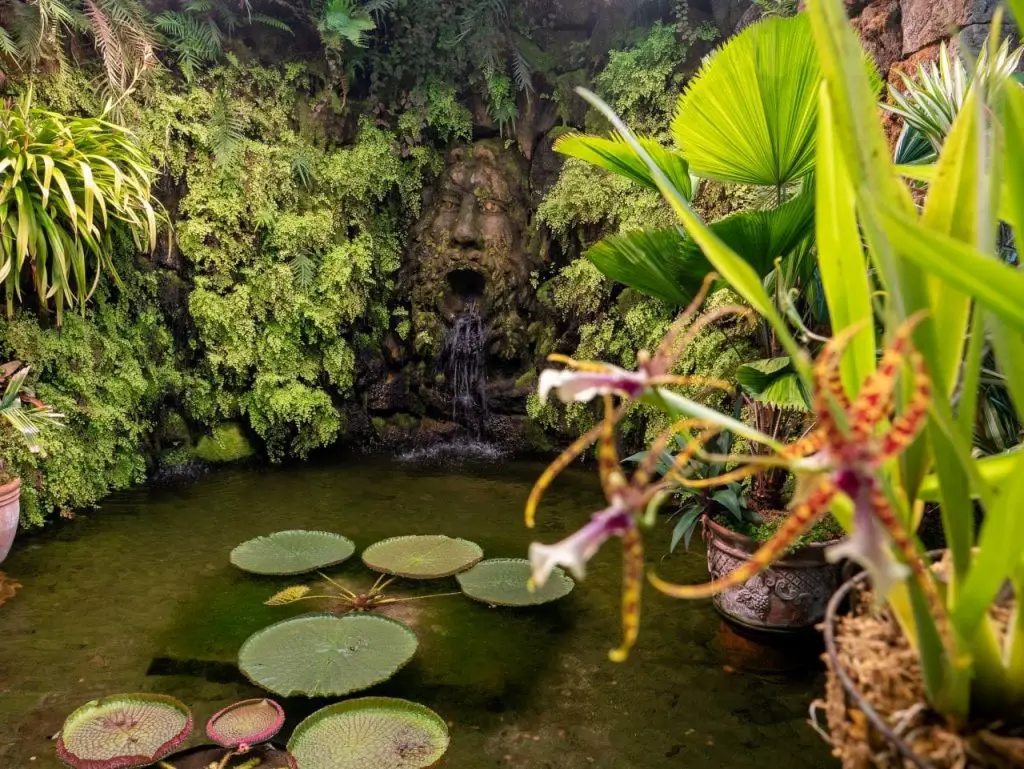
[512,47,533,93]
[250,13,293,33]
[208,86,245,167]
[0,26,18,58]
[290,252,319,289]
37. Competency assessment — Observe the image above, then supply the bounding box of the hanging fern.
[155,10,221,80]
[208,86,246,168]
[511,47,533,94]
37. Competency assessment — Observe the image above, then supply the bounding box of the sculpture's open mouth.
[446,268,486,300]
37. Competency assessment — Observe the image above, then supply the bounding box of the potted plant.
[519,0,1024,763]
[637,401,844,632]
[0,360,62,565]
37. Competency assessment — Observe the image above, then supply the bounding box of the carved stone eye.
[479,199,502,214]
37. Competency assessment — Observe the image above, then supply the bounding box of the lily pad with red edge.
[159,744,297,769]
[287,697,449,769]
[56,693,192,769]
[206,698,285,748]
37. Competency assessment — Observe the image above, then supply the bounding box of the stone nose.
[452,196,482,247]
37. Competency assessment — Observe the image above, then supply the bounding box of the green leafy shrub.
[0,240,180,525]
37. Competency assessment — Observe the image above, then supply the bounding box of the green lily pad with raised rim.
[362,535,484,579]
[237,614,418,697]
[56,693,193,769]
[287,697,449,769]
[230,530,355,575]
[456,558,574,606]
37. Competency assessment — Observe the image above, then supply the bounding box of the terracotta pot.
[702,514,841,632]
[0,476,21,566]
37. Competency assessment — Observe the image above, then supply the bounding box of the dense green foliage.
[0,0,739,522]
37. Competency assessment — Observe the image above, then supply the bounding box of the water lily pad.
[206,698,284,747]
[56,693,192,769]
[362,535,483,579]
[238,614,418,697]
[457,558,574,606]
[230,530,355,575]
[287,697,449,769]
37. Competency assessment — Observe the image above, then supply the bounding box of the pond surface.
[0,456,836,768]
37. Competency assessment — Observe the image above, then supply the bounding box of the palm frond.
[672,15,823,186]
[587,187,814,306]
[736,357,810,411]
[554,132,692,199]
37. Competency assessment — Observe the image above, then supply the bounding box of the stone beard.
[405,140,535,361]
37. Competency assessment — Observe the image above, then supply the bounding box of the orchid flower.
[526,274,749,528]
[528,393,717,661]
[649,314,955,652]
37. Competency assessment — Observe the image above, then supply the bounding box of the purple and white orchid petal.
[537,367,648,404]
[826,479,908,601]
[529,504,634,587]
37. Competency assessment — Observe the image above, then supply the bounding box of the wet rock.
[365,370,412,413]
[530,130,567,208]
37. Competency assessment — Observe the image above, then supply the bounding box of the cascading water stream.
[439,303,488,435]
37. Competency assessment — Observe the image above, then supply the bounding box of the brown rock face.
[900,0,998,55]
[851,0,903,74]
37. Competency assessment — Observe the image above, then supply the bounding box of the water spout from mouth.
[439,302,488,433]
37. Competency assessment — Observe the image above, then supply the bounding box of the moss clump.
[195,423,255,463]
[718,510,845,548]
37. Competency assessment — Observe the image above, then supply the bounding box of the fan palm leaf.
[672,14,823,187]
[586,187,814,306]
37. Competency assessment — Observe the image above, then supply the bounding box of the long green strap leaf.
[874,205,1024,332]
[815,82,875,395]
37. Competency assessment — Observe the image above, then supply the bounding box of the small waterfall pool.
[0,457,835,768]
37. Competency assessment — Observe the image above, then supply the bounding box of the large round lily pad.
[457,558,574,606]
[206,698,284,748]
[238,614,418,697]
[287,697,449,769]
[230,530,355,575]
[56,693,193,769]
[362,535,483,579]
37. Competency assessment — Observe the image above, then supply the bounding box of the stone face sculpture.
[404,140,534,360]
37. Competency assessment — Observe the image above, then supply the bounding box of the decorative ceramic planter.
[702,514,841,632]
[0,476,21,566]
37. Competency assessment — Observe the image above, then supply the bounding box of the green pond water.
[0,457,836,768]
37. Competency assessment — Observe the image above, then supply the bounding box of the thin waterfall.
[439,302,488,433]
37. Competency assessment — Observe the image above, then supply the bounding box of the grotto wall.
[361,0,755,453]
